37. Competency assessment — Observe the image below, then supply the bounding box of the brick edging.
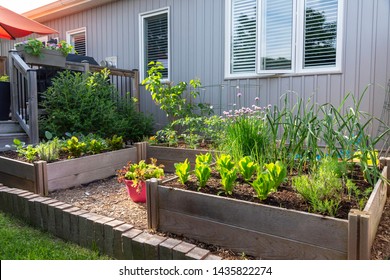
[0,185,221,260]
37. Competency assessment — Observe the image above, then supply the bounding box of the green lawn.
[0,212,111,260]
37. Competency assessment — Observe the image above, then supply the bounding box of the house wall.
[1,0,389,137]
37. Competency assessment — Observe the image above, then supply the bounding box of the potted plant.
[14,38,74,68]
[117,158,164,203]
[0,75,10,120]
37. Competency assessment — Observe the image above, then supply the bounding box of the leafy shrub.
[40,69,153,142]
[142,61,208,120]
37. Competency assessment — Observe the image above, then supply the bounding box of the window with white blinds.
[226,0,342,77]
[260,0,293,71]
[140,8,169,80]
[303,0,338,68]
[66,28,87,56]
[231,0,257,74]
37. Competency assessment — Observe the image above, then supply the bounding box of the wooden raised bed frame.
[145,145,389,260]
[0,144,143,195]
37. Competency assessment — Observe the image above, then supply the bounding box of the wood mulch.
[48,174,390,260]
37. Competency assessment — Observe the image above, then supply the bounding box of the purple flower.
[237,93,242,98]
[255,97,260,101]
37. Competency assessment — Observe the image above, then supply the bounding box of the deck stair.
[0,121,28,151]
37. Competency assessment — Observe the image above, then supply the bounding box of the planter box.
[0,146,138,195]
[16,47,66,68]
[147,144,218,172]
[146,159,390,260]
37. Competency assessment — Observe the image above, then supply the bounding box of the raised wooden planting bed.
[0,145,139,195]
[147,144,217,172]
[146,159,389,260]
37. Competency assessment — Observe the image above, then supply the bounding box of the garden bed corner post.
[33,161,48,196]
[135,142,147,162]
[348,210,371,260]
[146,178,159,230]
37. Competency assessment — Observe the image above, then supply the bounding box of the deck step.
[0,132,29,151]
[0,121,24,134]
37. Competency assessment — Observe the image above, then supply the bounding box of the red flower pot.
[124,180,146,203]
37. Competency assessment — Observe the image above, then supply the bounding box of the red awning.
[0,5,58,40]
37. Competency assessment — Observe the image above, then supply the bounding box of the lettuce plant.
[251,170,276,200]
[196,152,212,165]
[250,161,286,200]
[174,159,191,184]
[216,154,235,171]
[238,156,257,181]
[219,167,237,195]
[264,161,287,188]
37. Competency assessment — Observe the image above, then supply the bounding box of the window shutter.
[145,13,168,78]
[260,0,293,70]
[303,0,338,68]
[71,32,86,56]
[231,0,257,74]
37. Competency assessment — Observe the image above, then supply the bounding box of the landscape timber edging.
[0,184,221,260]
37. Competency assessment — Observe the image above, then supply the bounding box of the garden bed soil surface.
[48,174,390,260]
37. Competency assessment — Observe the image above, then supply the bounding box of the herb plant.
[292,157,345,216]
[35,138,62,162]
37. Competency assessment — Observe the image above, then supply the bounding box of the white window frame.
[66,27,87,55]
[225,0,344,79]
[257,0,297,74]
[139,7,171,81]
[296,0,344,73]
